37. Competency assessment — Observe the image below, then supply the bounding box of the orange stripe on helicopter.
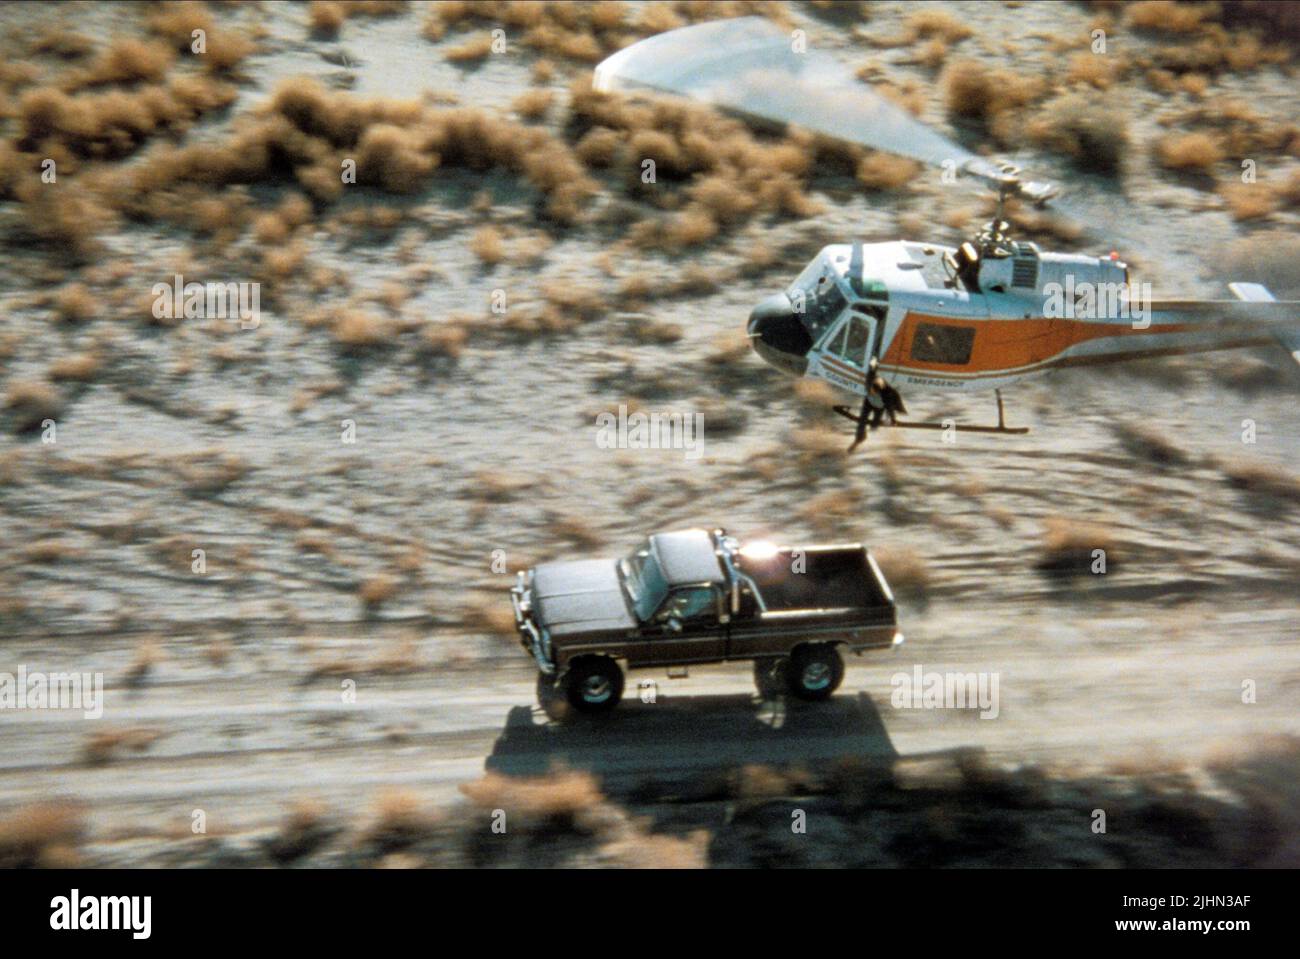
[878,312,1204,375]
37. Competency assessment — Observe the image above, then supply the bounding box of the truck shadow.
[484,691,898,788]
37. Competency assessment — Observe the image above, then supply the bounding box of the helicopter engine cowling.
[977,246,1130,306]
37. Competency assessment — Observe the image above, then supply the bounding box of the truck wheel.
[564,657,624,714]
[786,644,844,701]
[753,658,788,700]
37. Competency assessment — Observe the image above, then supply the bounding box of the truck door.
[644,585,727,665]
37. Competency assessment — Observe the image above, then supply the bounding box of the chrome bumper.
[511,574,555,675]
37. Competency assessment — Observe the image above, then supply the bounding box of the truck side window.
[656,586,717,625]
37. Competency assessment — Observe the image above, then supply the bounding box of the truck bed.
[737,546,888,612]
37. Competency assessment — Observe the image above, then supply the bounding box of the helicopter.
[593,16,1300,450]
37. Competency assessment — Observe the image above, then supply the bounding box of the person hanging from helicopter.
[849,358,907,451]
[865,358,906,430]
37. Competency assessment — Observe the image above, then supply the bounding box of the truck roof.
[649,529,726,586]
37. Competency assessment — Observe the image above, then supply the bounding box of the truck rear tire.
[753,658,788,700]
[786,644,844,701]
[564,657,624,714]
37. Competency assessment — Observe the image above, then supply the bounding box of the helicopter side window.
[911,323,976,365]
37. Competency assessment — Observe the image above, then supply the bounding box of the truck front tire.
[787,644,844,701]
[753,657,788,700]
[564,657,624,714]
[536,671,567,720]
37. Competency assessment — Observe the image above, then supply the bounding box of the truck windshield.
[618,540,668,622]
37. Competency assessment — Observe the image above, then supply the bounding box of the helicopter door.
[818,310,876,392]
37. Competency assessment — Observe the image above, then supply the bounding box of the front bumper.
[511,573,555,675]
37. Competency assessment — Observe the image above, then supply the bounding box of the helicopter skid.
[831,405,1030,436]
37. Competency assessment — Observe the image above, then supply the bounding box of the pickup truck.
[511,528,902,715]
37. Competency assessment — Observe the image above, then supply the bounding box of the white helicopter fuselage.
[747,239,1277,398]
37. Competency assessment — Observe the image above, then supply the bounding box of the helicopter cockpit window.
[790,261,848,342]
[830,313,872,365]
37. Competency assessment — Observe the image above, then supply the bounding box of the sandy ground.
[0,1,1297,866]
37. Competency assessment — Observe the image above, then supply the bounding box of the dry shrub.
[1026,93,1128,174]
[445,32,495,63]
[49,352,101,382]
[1036,517,1117,575]
[460,770,604,829]
[252,211,291,246]
[17,77,237,160]
[53,283,96,322]
[63,38,175,90]
[355,123,438,192]
[463,597,519,638]
[789,427,846,471]
[512,88,553,120]
[309,1,347,36]
[1112,421,1191,466]
[146,1,214,47]
[1065,52,1122,89]
[1128,0,1215,33]
[469,225,505,265]
[800,486,864,534]
[575,126,622,167]
[941,60,1041,139]
[905,38,950,70]
[1221,460,1300,505]
[871,544,932,604]
[425,1,642,62]
[3,380,64,433]
[332,308,393,351]
[570,77,819,237]
[856,151,920,190]
[0,803,86,868]
[1156,131,1223,171]
[267,799,334,864]
[1168,98,1295,158]
[31,28,97,60]
[363,789,436,850]
[628,317,683,345]
[1219,182,1275,220]
[24,539,82,564]
[550,514,604,549]
[83,727,162,765]
[145,1,256,71]
[905,8,973,44]
[113,79,594,223]
[359,573,399,608]
[706,330,751,366]
[421,321,469,359]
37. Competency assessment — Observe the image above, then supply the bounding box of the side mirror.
[666,617,683,633]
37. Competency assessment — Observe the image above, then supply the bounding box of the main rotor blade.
[594,16,977,172]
